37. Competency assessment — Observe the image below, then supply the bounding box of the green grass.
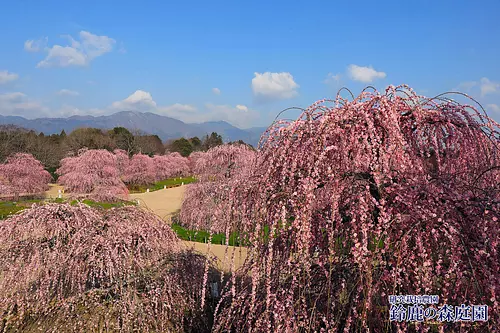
[68,199,136,209]
[128,176,196,193]
[171,223,250,247]
[0,198,136,220]
[0,199,41,220]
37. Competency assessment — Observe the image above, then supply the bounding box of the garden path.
[130,185,248,270]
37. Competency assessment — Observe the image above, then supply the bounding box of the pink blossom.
[209,85,500,332]
[0,153,52,198]
[57,149,128,201]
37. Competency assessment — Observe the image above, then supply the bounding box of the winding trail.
[129,186,186,221]
[130,186,248,271]
[43,184,248,270]
[45,184,65,199]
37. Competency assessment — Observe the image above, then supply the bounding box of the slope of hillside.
[0,112,267,147]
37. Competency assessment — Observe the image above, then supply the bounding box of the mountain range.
[0,111,268,147]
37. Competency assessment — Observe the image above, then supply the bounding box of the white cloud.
[455,77,499,98]
[456,81,478,91]
[156,103,198,119]
[36,31,116,68]
[56,89,80,96]
[203,103,258,127]
[0,92,26,103]
[111,90,157,111]
[480,77,499,97]
[57,104,84,117]
[0,92,49,118]
[0,89,259,127]
[347,64,386,83]
[52,91,197,119]
[236,104,248,112]
[37,45,88,67]
[212,87,221,95]
[252,72,299,101]
[0,70,19,84]
[79,31,115,59]
[324,73,341,85]
[24,37,48,52]
[487,104,500,113]
[141,92,256,127]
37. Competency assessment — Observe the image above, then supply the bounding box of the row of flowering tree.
[181,85,500,331]
[57,148,191,201]
[0,153,52,200]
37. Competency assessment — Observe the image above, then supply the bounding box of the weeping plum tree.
[180,144,257,311]
[152,155,173,181]
[57,148,129,202]
[164,152,191,178]
[122,152,157,187]
[152,153,190,181]
[0,203,214,332]
[188,151,205,173]
[0,153,52,199]
[192,144,255,182]
[113,148,130,175]
[58,148,191,198]
[207,85,500,332]
[180,144,256,233]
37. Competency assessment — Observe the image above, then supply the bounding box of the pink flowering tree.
[152,154,172,181]
[209,86,500,332]
[151,153,191,182]
[122,153,156,187]
[180,144,256,233]
[0,153,52,199]
[178,144,257,311]
[57,148,128,202]
[165,152,191,178]
[113,148,130,176]
[192,144,256,181]
[188,151,205,173]
[0,203,215,332]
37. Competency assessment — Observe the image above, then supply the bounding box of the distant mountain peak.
[0,111,266,147]
[201,120,231,125]
[113,110,140,116]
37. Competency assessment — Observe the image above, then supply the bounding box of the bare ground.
[130,185,248,270]
[129,186,186,221]
[45,184,65,199]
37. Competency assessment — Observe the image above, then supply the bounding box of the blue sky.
[1,0,499,128]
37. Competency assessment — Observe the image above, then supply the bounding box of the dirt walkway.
[43,184,248,270]
[129,186,186,220]
[1,184,64,200]
[129,186,248,270]
[183,241,248,271]
[45,184,65,199]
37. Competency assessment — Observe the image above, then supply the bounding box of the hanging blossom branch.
[57,148,129,202]
[0,203,215,332]
[210,84,499,332]
[0,153,52,199]
[180,144,257,233]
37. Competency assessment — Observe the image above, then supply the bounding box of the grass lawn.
[171,223,250,246]
[0,198,136,220]
[68,199,137,209]
[128,176,196,193]
[0,200,42,219]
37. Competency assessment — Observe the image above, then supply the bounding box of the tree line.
[0,124,249,176]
